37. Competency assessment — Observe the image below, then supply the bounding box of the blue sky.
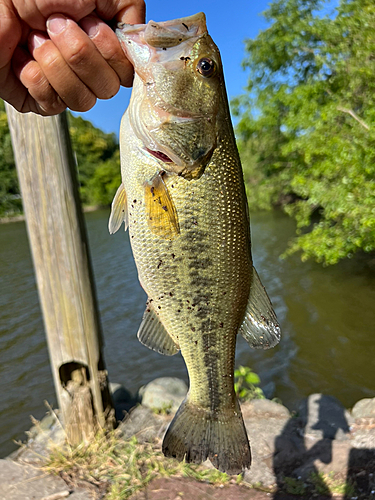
[75,0,271,134]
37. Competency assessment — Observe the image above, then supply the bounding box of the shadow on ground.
[272,394,375,499]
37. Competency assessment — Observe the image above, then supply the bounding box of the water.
[0,209,374,458]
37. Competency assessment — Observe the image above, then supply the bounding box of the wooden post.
[5,105,114,444]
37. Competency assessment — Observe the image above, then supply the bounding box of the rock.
[12,412,65,465]
[68,491,95,499]
[0,460,69,500]
[315,440,351,475]
[110,382,136,420]
[244,458,277,488]
[242,399,291,419]
[138,377,188,413]
[272,417,306,476]
[352,398,375,419]
[118,405,171,443]
[351,425,375,449]
[298,393,353,441]
[241,399,296,485]
[110,382,133,405]
[261,381,276,400]
[291,439,351,480]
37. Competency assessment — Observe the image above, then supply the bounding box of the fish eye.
[196,57,216,78]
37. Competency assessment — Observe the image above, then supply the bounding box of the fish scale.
[110,12,281,474]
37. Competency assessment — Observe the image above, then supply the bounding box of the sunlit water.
[0,209,374,457]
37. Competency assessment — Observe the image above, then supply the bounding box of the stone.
[246,416,292,460]
[272,418,307,476]
[242,399,291,419]
[118,405,171,443]
[244,458,277,488]
[110,382,133,405]
[351,398,375,419]
[138,377,188,413]
[110,382,136,420]
[298,393,353,441]
[314,440,351,475]
[12,412,66,465]
[351,426,375,449]
[68,490,95,499]
[261,381,276,400]
[0,460,69,500]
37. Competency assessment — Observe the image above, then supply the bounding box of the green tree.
[0,100,22,216]
[0,105,121,214]
[67,113,120,206]
[234,0,375,265]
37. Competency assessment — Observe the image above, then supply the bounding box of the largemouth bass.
[109,13,281,474]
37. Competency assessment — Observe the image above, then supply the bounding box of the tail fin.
[162,398,251,474]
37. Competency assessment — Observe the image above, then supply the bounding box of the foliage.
[233,0,375,265]
[0,103,121,216]
[234,365,265,401]
[0,100,22,217]
[282,472,358,497]
[46,431,230,499]
[67,113,121,206]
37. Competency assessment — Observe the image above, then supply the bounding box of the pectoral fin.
[144,172,179,240]
[108,183,128,234]
[239,267,281,349]
[137,302,180,356]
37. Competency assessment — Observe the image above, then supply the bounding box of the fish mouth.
[145,148,174,163]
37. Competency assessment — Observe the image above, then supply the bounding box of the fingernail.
[80,17,99,38]
[30,33,47,49]
[47,15,67,35]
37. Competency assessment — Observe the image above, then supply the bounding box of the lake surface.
[1,209,374,458]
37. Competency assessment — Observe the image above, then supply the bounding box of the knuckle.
[41,50,62,72]
[23,63,45,88]
[66,40,91,68]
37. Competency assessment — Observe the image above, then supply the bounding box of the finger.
[12,0,97,30]
[46,14,120,99]
[12,0,146,31]
[80,14,134,87]
[0,1,24,107]
[28,30,97,111]
[97,0,146,24]
[12,46,66,115]
[0,1,22,67]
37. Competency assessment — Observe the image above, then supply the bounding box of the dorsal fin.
[108,183,128,234]
[239,267,281,349]
[144,172,180,240]
[137,302,180,356]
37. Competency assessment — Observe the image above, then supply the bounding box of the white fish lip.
[116,13,207,48]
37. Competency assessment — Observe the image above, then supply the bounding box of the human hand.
[0,0,145,115]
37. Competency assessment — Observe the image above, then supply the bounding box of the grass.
[44,430,232,499]
[282,472,359,498]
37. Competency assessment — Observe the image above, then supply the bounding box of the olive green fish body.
[111,13,281,474]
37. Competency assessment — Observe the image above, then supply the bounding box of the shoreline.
[0,205,104,225]
[2,378,375,499]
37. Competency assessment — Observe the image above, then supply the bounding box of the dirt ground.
[128,477,346,500]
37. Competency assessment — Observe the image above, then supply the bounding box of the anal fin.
[108,183,128,234]
[239,267,281,349]
[144,172,179,240]
[137,302,179,356]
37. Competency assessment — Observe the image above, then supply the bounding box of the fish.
[109,13,281,474]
